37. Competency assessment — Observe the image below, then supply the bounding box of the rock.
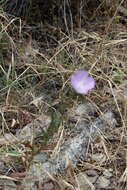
[91,153,106,164]
[96,176,110,188]
[33,152,48,163]
[75,103,96,116]
[87,176,98,184]
[16,114,51,142]
[103,169,113,178]
[76,173,95,190]
[74,120,89,131]
[41,180,60,190]
[68,103,97,122]
[22,111,117,189]
[85,169,98,177]
[110,177,118,187]
[85,170,99,184]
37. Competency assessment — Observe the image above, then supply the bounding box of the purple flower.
[70,70,95,94]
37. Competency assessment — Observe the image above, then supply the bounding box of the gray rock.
[96,176,110,188]
[91,153,106,164]
[75,103,96,116]
[85,169,98,177]
[103,169,113,178]
[87,176,98,184]
[16,114,51,142]
[68,103,97,123]
[33,152,48,163]
[22,111,117,189]
[76,173,95,190]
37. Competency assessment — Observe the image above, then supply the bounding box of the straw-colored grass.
[0,0,127,189]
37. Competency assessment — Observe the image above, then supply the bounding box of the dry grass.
[0,0,127,189]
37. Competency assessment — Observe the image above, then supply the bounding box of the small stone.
[16,114,51,142]
[110,177,118,186]
[75,103,96,116]
[41,180,60,190]
[68,103,97,123]
[96,176,110,188]
[33,152,48,163]
[76,172,95,190]
[103,169,113,178]
[91,153,106,163]
[85,169,98,177]
[87,176,98,184]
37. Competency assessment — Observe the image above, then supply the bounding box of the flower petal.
[70,70,95,94]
